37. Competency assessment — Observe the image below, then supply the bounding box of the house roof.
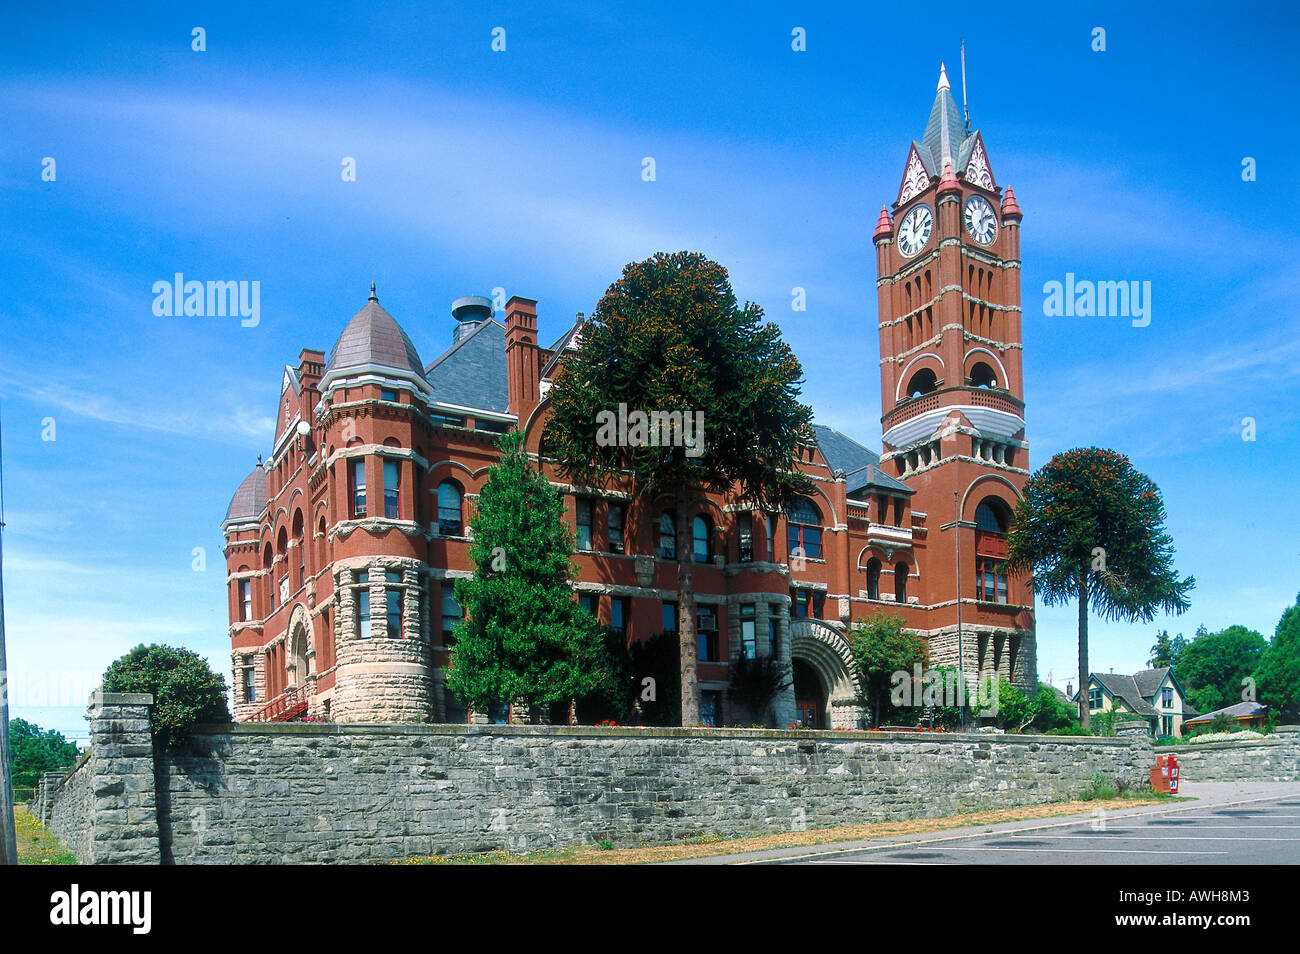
[325,295,426,380]
[1184,701,1268,725]
[424,318,509,414]
[812,425,913,495]
[1090,672,1159,718]
[223,464,267,528]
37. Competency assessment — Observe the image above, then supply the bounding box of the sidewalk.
[665,781,1300,865]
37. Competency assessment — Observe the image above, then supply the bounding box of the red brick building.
[222,67,1036,727]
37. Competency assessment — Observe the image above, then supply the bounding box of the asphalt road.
[791,791,1300,865]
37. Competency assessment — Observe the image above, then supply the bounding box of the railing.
[882,386,1025,431]
[249,685,309,723]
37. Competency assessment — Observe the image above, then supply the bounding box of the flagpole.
[0,403,18,865]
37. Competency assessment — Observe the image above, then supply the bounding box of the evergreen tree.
[1147,629,1188,669]
[1003,448,1194,731]
[446,431,617,721]
[1258,593,1300,718]
[544,252,814,725]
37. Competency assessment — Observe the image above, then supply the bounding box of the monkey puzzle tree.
[447,431,616,722]
[1003,448,1194,731]
[543,252,813,725]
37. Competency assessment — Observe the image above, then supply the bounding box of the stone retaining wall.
[1162,726,1300,782]
[46,692,1165,864]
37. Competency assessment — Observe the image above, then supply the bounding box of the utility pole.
[954,490,965,729]
[0,406,18,865]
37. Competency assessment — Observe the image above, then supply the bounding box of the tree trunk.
[676,482,700,726]
[1077,574,1090,733]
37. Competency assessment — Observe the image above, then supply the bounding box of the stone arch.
[286,603,313,690]
[958,473,1022,521]
[788,618,865,729]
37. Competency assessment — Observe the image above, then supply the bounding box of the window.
[740,604,757,659]
[386,570,403,637]
[976,558,1007,603]
[578,594,596,616]
[969,362,997,389]
[786,498,822,559]
[658,512,676,560]
[356,571,371,639]
[696,607,720,662]
[700,691,721,728]
[1161,716,1173,737]
[383,460,400,519]
[350,459,367,518]
[575,498,593,551]
[607,503,625,553]
[1089,687,1103,710]
[662,602,677,633]
[381,388,398,402]
[893,498,904,528]
[431,412,466,428]
[738,513,753,562]
[866,558,881,600]
[441,588,462,646]
[1161,687,1174,708]
[906,368,938,398]
[975,501,1006,533]
[790,588,823,619]
[241,662,256,703]
[238,579,252,621]
[438,481,463,536]
[473,419,510,434]
[767,608,777,657]
[894,562,909,603]
[489,702,510,724]
[611,597,628,637]
[766,514,777,561]
[692,516,710,562]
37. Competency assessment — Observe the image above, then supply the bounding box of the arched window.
[692,515,710,562]
[906,368,938,399]
[970,362,998,389]
[275,527,289,606]
[292,510,305,588]
[786,498,822,560]
[975,500,1007,533]
[316,515,328,567]
[658,512,676,560]
[866,558,881,600]
[894,562,909,603]
[437,481,463,536]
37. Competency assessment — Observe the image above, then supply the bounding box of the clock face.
[963,195,998,245]
[897,204,933,257]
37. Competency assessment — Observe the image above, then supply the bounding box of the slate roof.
[1091,672,1160,718]
[325,299,426,379]
[223,464,267,527]
[425,318,509,414]
[1184,701,1267,725]
[811,425,913,495]
[915,77,978,177]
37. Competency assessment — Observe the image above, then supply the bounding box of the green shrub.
[102,644,231,750]
[1080,772,1118,801]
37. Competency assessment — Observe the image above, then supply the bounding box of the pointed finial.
[937,62,950,92]
[1001,186,1023,220]
[257,454,263,467]
[873,205,894,240]
[368,282,378,302]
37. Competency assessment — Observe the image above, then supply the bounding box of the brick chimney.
[505,296,540,421]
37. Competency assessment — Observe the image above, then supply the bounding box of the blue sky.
[3,1,1298,739]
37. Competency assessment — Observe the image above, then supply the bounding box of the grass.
[399,794,1178,865]
[13,804,78,865]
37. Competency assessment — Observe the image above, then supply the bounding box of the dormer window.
[381,388,398,402]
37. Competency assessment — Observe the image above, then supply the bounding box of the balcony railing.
[249,685,309,723]
[883,386,1025,431]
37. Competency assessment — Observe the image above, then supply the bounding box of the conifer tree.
[446,431,615,721]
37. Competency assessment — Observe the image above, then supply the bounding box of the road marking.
[911,846,1227,854]
[1021,834,1300,841]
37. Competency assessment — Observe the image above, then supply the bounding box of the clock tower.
[871,64,1036,690]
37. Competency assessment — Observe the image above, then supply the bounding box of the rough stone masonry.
[36,692,1186,864]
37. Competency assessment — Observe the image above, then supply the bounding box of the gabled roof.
[1090,672,1159,718]
[325,296,426,380]
[812,425,913,495]
[425,318,509,414]
[223,464,267,528]
[541,317,585,380]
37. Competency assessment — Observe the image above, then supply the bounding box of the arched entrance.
[788,618,867,729]
[792,659,826,728]
[286,604,313,691]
